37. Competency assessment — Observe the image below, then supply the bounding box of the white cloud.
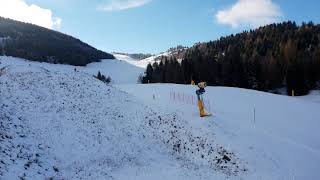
[98,0,151,12]
[0,0,61,29]
[216,0,282,28]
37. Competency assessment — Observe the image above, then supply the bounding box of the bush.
[95,71,111,84]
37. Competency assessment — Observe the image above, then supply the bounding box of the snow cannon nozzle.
[198,82,207,89]
[196,82,207,96]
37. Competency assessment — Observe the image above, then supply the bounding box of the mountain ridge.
[0,17,114,66]
[143,21,320,96]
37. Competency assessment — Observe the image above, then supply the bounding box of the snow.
[1,56,320,180]
[298,90,320,104]
[113,53,166,69]
[1,57,246,179]
[0,56,144,84]
[0,65,228,179]
[115,84,320,180]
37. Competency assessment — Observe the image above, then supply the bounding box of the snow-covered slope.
[0,56,144,84]
[113,53,166,69]
[0,61,247,179]
[1,56,320,180]
[116,84,320,180]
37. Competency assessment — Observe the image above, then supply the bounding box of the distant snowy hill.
[113,52,168,69]
[112,47,185,70]
[112,53,153,60]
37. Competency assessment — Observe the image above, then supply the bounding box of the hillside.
[112,46,187,69]
[112,52,153,60]
[143,21,320,96]
[0,56,143,84]
[117,84,320,180]
[113,53,163,69]
[0,61,246,179]
[0,17,114,66]
[1,56,320,179]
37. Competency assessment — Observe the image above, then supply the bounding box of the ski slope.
[113,53,165,69]
[0,58,246,179]
[1,56,320,179]
[0,53,163,84]
[0,56,144,84]
[116,84,320,180]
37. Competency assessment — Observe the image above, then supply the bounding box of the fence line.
[170,91,211,112]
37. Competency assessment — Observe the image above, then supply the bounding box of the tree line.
[142,21,320,96]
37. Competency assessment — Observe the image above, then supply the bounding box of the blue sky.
[6,0,320,54]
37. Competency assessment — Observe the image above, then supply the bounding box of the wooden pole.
[253,107,256,125]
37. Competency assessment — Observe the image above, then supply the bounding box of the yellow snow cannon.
[196,82,212,117]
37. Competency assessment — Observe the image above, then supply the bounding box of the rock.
[223,155,231,162]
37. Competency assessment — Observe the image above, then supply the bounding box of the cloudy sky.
[1,0,319,53]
